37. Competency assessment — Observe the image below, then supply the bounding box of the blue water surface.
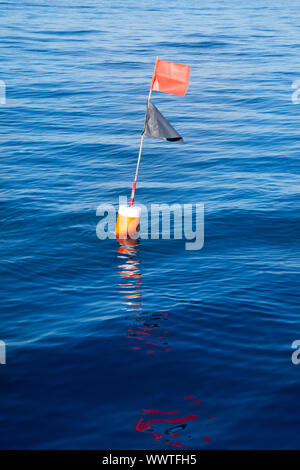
[1,0,299,449]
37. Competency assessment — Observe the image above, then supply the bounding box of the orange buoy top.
[116,205,141,240]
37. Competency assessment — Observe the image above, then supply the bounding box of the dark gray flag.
[143,101,184,144]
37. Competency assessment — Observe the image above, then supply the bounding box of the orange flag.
[151,58,190,97]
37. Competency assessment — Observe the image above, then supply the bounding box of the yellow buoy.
[116,205,141,240]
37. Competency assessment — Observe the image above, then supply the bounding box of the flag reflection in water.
[116,239,215,447]
[134,396,215,448]
[116,238,171,354]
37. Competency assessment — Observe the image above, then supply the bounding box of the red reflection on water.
[126,311,171,354]
[142,410,180,415]
[135,414,198,432]
[167,441,185,448]
[134,410,198,448]
[117,244,215,446]
[134,397,215,447]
